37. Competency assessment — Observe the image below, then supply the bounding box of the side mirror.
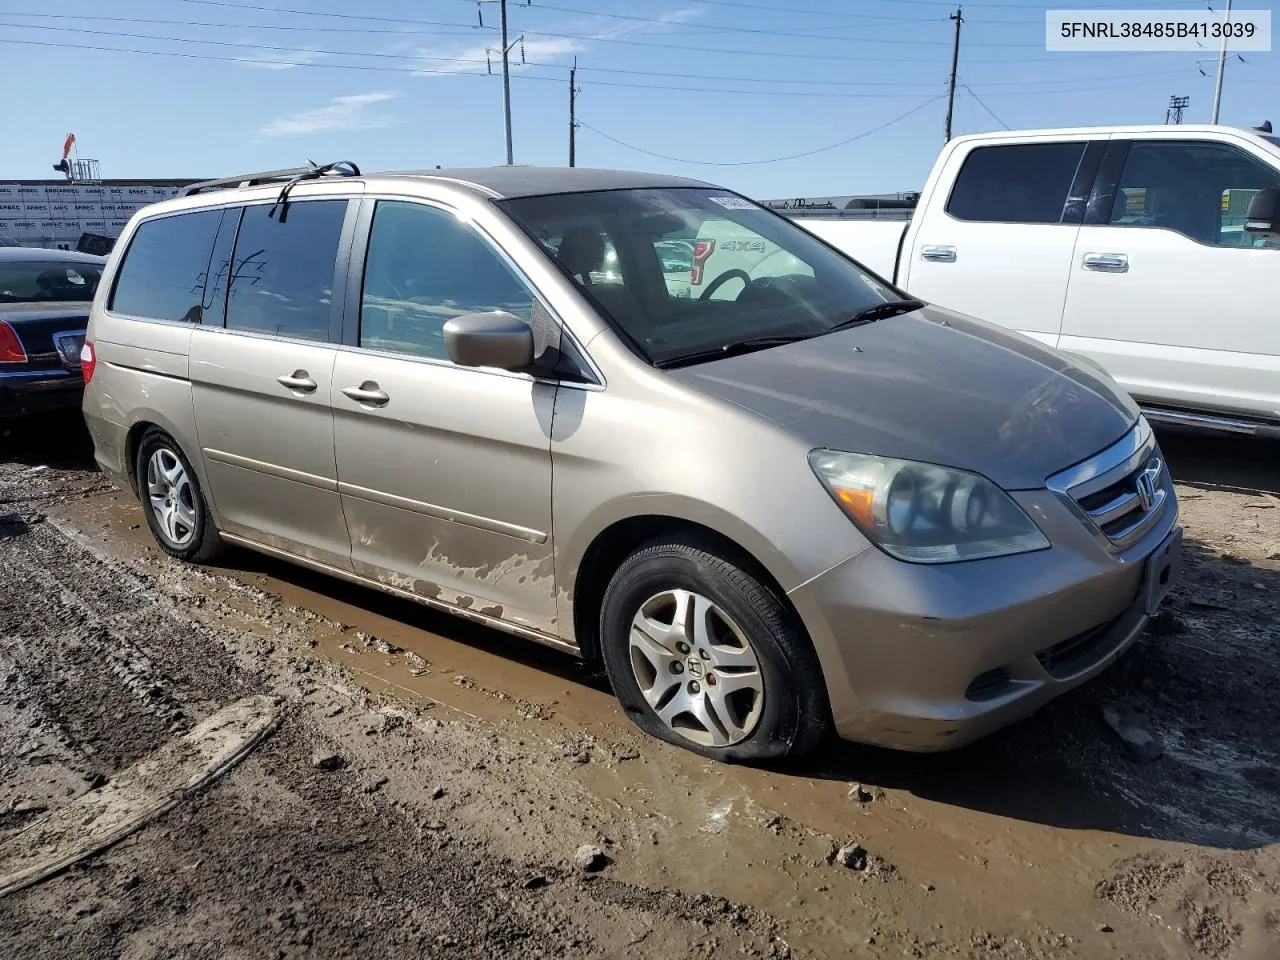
[443,311,534,370]
[1244,187,1280,239]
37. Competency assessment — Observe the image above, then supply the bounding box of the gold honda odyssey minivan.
[83,162,1181,762]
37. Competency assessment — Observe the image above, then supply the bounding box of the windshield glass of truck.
[498,188,897,367]
[0,262,103,304]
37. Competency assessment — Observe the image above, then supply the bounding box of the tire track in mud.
[0,517,252,776]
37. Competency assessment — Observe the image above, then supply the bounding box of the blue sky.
[1,0,1277,198]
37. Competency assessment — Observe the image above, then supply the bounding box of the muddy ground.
[0,413,1277,959]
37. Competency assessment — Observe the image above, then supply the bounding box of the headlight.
[809,450,1049,564]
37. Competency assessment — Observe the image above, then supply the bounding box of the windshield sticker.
[708,195,756,210]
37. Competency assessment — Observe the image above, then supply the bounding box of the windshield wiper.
[655,334,812,369]
[825,298,925,334]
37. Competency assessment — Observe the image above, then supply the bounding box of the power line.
[651,0,940,20]
[471,0,1057,46]
[962,83,1011,129]
[521,3,965,43]
[0,20,1183,89]
[578,96,945,166]
[2,10,489,37]
[0,35,1196,99]
[166,0,1063,47]
[1,8,1140,64]
[0,35,1182,101]
[171,0,480,27]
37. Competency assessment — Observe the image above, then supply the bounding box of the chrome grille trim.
[1047,417,1171,551]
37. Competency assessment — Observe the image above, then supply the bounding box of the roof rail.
[179,160,361,197]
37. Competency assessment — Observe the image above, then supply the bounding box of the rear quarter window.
[110,209,231,323]
[946,142,1087,224]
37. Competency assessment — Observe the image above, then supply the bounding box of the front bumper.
[0,367,84,418]
[789,436,1180,752]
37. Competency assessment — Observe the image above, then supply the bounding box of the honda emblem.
[1135,470,1156,512]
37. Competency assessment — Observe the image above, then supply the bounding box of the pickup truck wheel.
[599,537,830,763]
[136,428,222,563]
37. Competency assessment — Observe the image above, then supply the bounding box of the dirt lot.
[1,413,1277,959]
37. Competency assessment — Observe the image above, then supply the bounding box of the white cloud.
[409,7,701,77]
[259,92,400,138]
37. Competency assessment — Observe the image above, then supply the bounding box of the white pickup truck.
[794,124,1280,437]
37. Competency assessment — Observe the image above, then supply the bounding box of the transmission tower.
[1165,95,1190,125]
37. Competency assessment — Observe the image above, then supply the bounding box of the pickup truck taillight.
[80,340,96,382]
[690,239,715,285]
[0,321,26,363]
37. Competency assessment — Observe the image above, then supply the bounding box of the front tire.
[599,537,830,763]
[135,428,222,563]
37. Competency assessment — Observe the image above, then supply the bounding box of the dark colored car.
[0,247,106,418]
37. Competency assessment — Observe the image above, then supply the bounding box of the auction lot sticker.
[1047,9,1271,51]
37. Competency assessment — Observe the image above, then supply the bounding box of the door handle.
[920,245,957,263]
[1082,253,1129,273]
[342,382,390,406]
[276,370,317,393]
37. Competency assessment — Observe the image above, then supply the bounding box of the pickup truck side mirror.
[1244,187,1280,239]
[443,310,535,370]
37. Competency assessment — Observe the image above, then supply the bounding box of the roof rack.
[179,160,361,197]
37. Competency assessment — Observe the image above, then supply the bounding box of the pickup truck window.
[946,142,1086,225]
[500,187,895,367]
[1110,141,1280,248]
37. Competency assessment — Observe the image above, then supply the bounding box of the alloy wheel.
[146,448,196,548]
[627,588,765,748]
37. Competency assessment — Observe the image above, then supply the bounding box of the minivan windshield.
[498,187,904,367]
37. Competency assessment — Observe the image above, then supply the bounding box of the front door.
[332,198,558,633]
[190,197,355,568]
[904,139,1100,346]
[1059,137,1280,421]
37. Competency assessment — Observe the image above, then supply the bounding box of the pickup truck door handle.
[341,382,390,406]
[1082,253,1129,273]
[920,245,957,263]
[276,370,318,393]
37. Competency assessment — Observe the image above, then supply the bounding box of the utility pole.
[1165,95,1190,124]
[568,59,578,167]
[1211,0,1232,123]
[944,7,963,142]
[499,0,513,163]
[479,0,526,164]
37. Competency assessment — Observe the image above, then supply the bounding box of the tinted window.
[499,188,896,368]
[226,200,346,342]
[360,200,535,361]
[1110,140,1280,247]
[201,207,241,328]
[946,143,1086,224]
[0,261,103,304]
[110,210,224,321]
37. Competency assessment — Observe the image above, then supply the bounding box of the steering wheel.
[698,268,752,301]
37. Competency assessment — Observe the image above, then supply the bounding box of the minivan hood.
[667,306,1139,490]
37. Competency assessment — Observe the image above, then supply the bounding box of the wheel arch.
[568,510,806,668]
[122,412,217,524]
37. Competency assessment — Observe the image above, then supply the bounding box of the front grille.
[1076,455,1167,543]
[1048,419,1170,550]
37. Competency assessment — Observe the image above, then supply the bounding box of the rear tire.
[599,536,830,763]
[135,428,222,563]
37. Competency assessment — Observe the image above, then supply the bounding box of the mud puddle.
[4,419,1279,958]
